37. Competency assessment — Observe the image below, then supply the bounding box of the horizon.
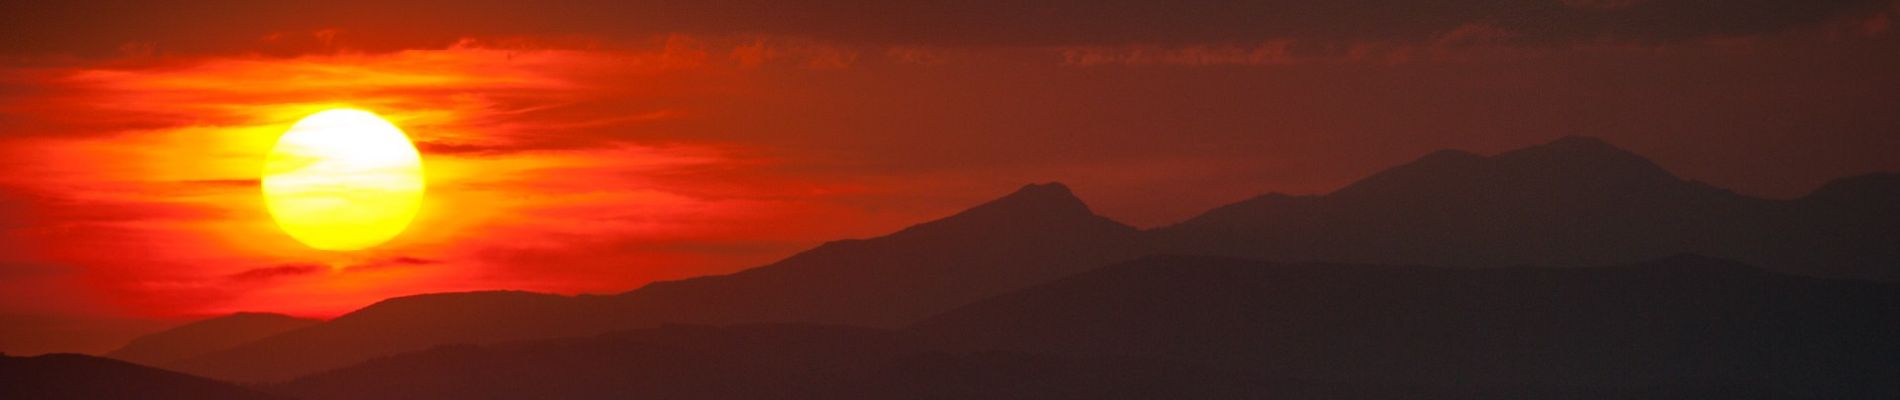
[4,135,1890,355]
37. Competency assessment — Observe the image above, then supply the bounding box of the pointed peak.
[889,182,1131,237]
[1505,136,1649,163]
[1003,181,1076,201]
[974,182,1090,216]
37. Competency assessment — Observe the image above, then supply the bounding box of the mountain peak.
[957,182,1095,220]
[882,181,1133,241]
[1334,136,1684,200]
[1005,181,1077,200]
[1499,136,1669,174]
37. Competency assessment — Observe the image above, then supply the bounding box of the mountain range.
[91,136,1900,394]
[104,313,318,367]
[1155,136,1898,279]
[272,255,1900,399]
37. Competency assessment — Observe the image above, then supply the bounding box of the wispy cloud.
[226,263,323,283]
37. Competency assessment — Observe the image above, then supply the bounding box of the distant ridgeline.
[81,136,1898,399]
[1153,136,1899,280]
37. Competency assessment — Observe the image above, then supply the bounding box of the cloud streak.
[226,263,323,283]
[2,0,1892,57]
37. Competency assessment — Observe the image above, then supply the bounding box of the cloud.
[1060,41,1298,66]
[225,263,324,283]
[342,256,440,272]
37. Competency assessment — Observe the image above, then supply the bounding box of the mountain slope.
[912,254,1900,396]
[1155,136,1898,280]
[609,182,1148,328]
[105,313,318,367]
[153,138,1900,383]
[275,253,1891,400]
[0,353,283,400]
[170,291,613,383]
[167,183,1147,383]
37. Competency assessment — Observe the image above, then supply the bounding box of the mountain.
[144,138,1900,383]
[0,353,283,400]
[273,324,1448,400]
[1154,136,1900,280]
[274,253,1891,400]
[169,291,615,383]
[912,254,1900,396]
[607,182,1147,327]
[105,313,318,367]
[164,183,1147,382]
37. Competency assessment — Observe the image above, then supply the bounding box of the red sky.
[2,0,1899,354]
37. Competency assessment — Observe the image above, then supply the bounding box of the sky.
[2,0,1898,354]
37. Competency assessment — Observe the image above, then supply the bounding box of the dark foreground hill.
[275,255,1899,399]
[0,353,282,400]
[914,254,1900,397]
[268,324,1522,400]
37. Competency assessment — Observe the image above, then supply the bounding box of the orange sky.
[2,0,1899,354]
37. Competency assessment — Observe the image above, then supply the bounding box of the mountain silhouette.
[269,256,1882,400]
[129,137,1900,385]
[608,182,1147,327]
[105,312,318,367]
[1155,136,1898,280]
[0,353,283,400]
[912,254,1900,396]
[159,183,1147,382]
[169,291,615,383]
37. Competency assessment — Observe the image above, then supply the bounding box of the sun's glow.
[263,109,426,251]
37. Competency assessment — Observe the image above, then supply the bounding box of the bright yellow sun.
[263,109,425,251]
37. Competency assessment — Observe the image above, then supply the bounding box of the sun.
[262,109,426,251]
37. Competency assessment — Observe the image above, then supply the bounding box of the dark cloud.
[346,256,440,272]
[412,138,609,156]
[225,263,323,283]
[3,0,1890,56]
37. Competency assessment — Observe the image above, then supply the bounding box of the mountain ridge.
[125,135,1900,384]
[1155,136,1896,278]
[105,312,317,367]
